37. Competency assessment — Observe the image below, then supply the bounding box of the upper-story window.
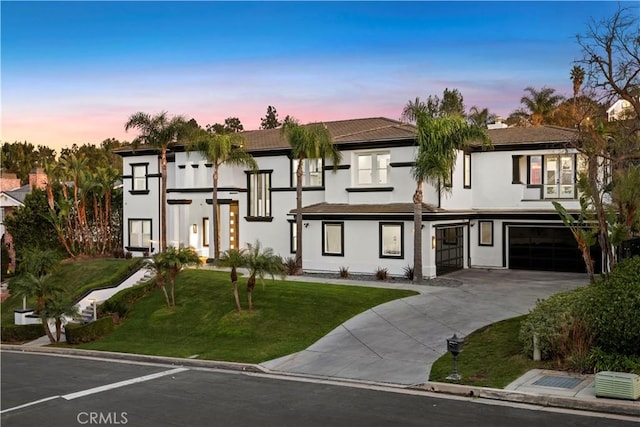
[132,164,148,192]
[247,171,272,218]
[355,152,390,185]
[529,156,542,185]
[463,153,471,188]
[527,154,584,199]
[292,158,323,187]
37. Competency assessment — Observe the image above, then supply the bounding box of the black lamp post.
[446,333,464,381]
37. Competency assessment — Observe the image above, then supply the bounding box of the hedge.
[65,317,115,344]
[1,324,44,342]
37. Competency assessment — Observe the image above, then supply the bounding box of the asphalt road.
[1,352,636,427]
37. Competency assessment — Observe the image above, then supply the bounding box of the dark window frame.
[131,163,149,194]
[203,217,209,247]
[290,158,325,188]
[478,220,494,246]
[379,222,404,259]
[322,221,344,257]
[463,153,472,189]
[127,218,153,252]
[245,170,273,219]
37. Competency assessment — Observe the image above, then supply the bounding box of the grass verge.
[428,315,555,389]
[76,269,417,363]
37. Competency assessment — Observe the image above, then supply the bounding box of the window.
[479,221,493,246]
[463,153,471,188]
[292,158,323,187]
[128,219,151,249]
[529,156,542,185]
[512,155,523,184]
[544,155,575,199]
[131,164,148,192]
[322,222,344,256]
[380,223,403,258]
[290,221,297,254]
[247,172,271,218]
[203,218,209,247]
[356,152,390,185]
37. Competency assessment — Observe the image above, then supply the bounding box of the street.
[1,351,636,427]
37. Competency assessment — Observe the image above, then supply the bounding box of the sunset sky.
[1,1,628,152]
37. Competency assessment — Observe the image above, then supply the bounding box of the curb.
[411,381,640,417]
[2,345,638,417]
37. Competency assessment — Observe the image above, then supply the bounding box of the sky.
[0,1,630,152]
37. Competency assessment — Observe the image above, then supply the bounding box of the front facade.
[117,118,599,277]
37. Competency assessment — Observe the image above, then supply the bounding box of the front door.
[435,226,464,275]
[229,201,239,250]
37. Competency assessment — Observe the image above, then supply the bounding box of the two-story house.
[116,117,600,278]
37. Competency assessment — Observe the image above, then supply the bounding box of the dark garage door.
[509,226,601,273]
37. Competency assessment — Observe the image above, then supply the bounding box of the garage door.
[436,226,464,275]
[508,226,601,273]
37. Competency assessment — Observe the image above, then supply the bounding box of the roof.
[291,202,444,215]
[3,184,31,204]
[484,125,576,146]
[242,117,416,152]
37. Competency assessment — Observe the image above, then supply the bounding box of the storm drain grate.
[532,376,583,389]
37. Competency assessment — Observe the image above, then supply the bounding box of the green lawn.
[1,258,140,324]
[77,269,417,363]
[428,315,555,389]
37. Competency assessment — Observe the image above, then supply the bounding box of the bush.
[403,264,414,280]
[375,267,388,281]
[588,347,640,374]
[339,266,349,279]
[65,317,115,344]
[283,257,297,275]
[578,256,640,356]
[1,324,44,342]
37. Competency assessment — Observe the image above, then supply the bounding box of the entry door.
[229,201,239,250]
[435,226,464,275]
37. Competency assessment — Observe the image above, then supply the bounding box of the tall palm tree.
[401,97,427,124]
[125,112,188,252]
[282,119,342,274]
[467,106,497,128]
[570,65,586,100]
[188,129,257,261]
[520,86,565,125]
[244,240,285,311]
[411,115,490,283]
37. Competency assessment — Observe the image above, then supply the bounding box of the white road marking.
[62,367,189,400]
[0,396,60,414]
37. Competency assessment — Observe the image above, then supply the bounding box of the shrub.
[65,316,115,344]
[339,266,349,279]
[578,256,640,356]
[375,267,388,281]
[99,299,129,324]
[283,257,297,275]
[1,324,44,342]
[588,347,640,374]
[403,264,414,280]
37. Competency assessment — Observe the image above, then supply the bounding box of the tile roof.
[291,202,444,215]
[484,125,577,146]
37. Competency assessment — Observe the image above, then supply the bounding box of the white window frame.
[354,151,390,186]
[292,158,324,187]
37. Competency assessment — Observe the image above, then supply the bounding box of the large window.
[379,222,403,258]
[248,172,271,218]
[544,155,575,199]
[355,152,390,185]
[128,219,151,249]
[131,164,148,192]
[322,222,344,256]
[292,158,323,187]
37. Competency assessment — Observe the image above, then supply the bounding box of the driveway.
[261,269,589,386]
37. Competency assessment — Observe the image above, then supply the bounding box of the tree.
[519,86,565,125]
[467,106,497,128]
[441,88,465,117]
[149,246,201,308]
[282,118,342,274]
[1,141,56,184]
[411,115,490,283]
[570,65,586,100]
[402,88,465,123]
[244,240,285,311]
[218,248,247,312]
[125,112,188,251]
[40,293,78,343]
[260,106,281,129]
[188,129,257,261]
[206,117,244,135]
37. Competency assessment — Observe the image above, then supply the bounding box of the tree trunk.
[232,281,242,312]
[55,319,62,343]
[213,166,220,261]
[160,285,171,309]
[247,275,256,311]
[295,160,304,274]
[42,316,55,343]
[413,182,423,284]
[160,148,168,252]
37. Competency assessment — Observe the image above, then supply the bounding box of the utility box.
[595,371,640,400]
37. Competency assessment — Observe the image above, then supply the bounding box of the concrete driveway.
[261,269,589,386]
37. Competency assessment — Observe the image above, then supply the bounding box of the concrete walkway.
[261,269,589,386]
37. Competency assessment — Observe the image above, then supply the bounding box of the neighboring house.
[606,99,633,121]
[116,118,598,277]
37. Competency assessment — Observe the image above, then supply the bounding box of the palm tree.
[188,129,257,261]
[125,112,188,252]
[148,251,171,308]
[11,272,65,341]
[411,115,490,283]
[520,86,565,125]
[41,293,79,343]
[570,65,586,100]
[401,97,427,123]
[467,106,497,128]
[218,248,247,312]
[244,240,285,311]
[282,119,342,274]
[150,246,201,308]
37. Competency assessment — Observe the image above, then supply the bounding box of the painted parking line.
[1,367,188,415]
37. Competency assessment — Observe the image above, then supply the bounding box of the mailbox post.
[446,334,464,381]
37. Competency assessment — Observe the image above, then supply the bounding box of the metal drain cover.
[532,376,583,389]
